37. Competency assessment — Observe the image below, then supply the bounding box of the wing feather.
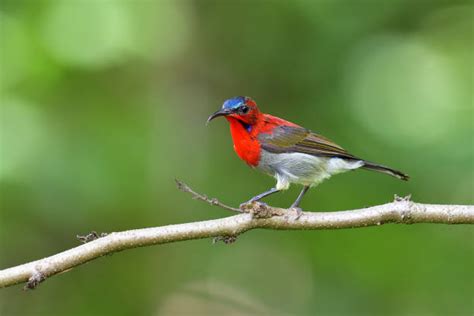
[259,126,357,159]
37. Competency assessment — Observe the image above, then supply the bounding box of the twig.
[175,179,242,213]
[0,181,473,290]
[77,231,108,244]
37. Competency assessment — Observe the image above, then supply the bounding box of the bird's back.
[256,114,408,186]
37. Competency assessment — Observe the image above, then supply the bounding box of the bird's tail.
[362,161,409,181]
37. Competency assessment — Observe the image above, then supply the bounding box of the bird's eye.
[239,105,250,114]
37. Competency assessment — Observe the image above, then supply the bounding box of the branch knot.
[394,194,412,203]
[24,270,45,291]
[240,202,285,218]
[212,235,238,244]
[77,231,108,244]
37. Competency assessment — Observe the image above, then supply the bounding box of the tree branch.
[1,181,473,290]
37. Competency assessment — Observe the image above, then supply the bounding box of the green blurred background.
[0,0,473,315]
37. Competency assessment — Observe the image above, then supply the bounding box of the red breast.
[226,114,299,167]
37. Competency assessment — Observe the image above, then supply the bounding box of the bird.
[207,96,409,216]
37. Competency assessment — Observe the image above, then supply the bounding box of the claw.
[240,200,267,210]
[291,207,303,220]
[240,188,280,210]
[239,201,251,209]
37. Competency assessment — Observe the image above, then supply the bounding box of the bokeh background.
[1,0,473,315]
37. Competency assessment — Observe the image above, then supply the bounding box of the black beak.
[206,108,233,125]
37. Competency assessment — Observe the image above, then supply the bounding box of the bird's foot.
[290,207,303,220]
[239,200,267,210]
[240,201,283,218]
[239,201,250,209]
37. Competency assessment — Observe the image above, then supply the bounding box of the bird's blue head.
[207,96,260,126]
[222,96,246,110]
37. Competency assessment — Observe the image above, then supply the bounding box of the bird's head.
[207,96,261,126]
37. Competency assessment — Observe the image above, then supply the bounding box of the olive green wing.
[258,125,357,159]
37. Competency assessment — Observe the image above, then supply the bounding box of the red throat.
[226,117,261,166]
[225,113,300,167]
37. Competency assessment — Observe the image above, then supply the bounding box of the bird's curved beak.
[206,108,232,125]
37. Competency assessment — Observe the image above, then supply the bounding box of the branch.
[1,181,473,290]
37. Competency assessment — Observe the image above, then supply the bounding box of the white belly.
[257,150,364,190]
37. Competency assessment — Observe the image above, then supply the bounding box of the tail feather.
[362,161,409,181]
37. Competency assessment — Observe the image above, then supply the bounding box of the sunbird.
[207,96,408,215]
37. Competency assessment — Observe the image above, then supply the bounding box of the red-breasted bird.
[207,96,409,215]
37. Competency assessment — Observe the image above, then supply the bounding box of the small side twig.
[394,194,412,202]
[175,179,286,218]
[212,235,238,244]
[175,179,242,213]
[24,270,45,291]
[77,231,108,244]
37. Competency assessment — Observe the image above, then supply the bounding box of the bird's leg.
[291,185,310,219]
[240,188,280,208]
